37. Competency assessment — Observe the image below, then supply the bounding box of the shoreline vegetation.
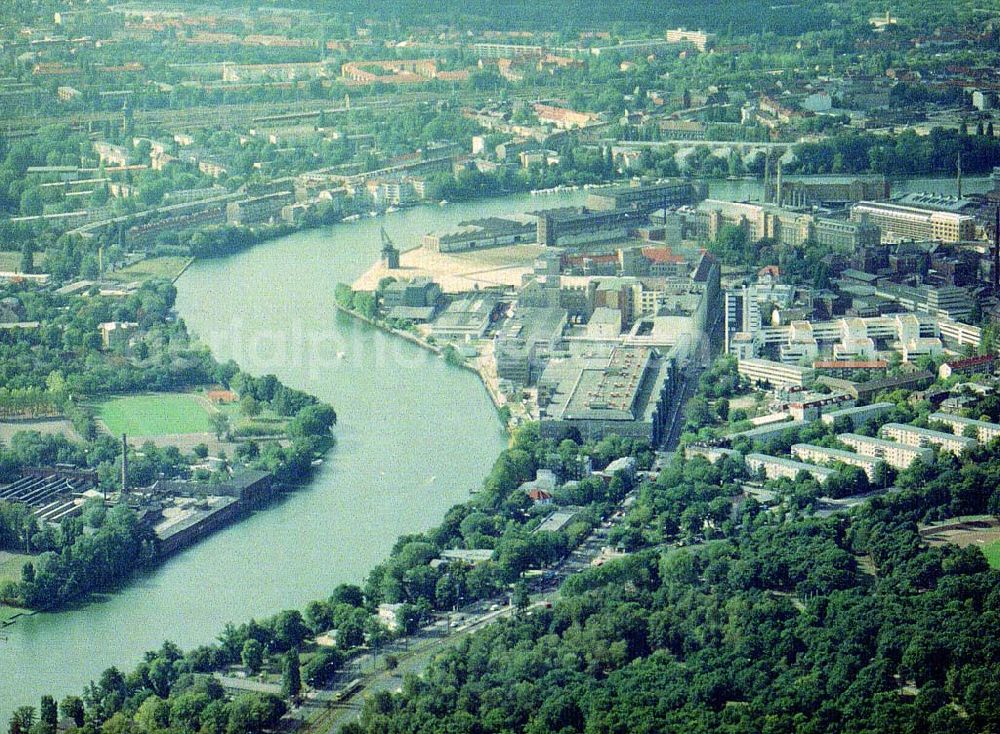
[0,277,339,616]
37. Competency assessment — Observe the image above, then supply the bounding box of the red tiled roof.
[641,246,685,264]
[944,355,995,369]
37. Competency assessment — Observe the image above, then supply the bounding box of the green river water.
[0,177,990,717]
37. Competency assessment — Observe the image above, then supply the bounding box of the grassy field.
[0,552,34,586]
[96,393,214,436]
[105,256,191,283]
[984,540,1000,569]
[0,250,46,273]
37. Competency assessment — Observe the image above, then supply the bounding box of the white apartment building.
[929,413,1000,444]
[738,358,814,389]
[821,402,894,430]
[879,423,977,454]
[791,443,880,480]
[837,433,934,470]
[745,453,836,484]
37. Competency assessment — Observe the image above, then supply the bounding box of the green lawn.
[0,250,46,273]
[0,552,35,585]
[983,540,1000,569]
[105,256,191,283]
[96,393,214,436]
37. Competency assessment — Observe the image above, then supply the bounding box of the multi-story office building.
[879,423,977,454]
[814,216,882,251]
[876,283,974,321]
[738,358,814,388]
[850,202,975,243]
[665,28,716,52]
[724,276,795,351]
[696,199,815,247]
[837,433,934,470]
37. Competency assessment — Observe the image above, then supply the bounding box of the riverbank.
[333,302,519,428]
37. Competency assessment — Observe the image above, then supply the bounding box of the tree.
[513,580,530,614]
[19,242,33,275]
[241,639,264,675]
[59,697,84,728]
[210,412,230,440]
[8,707,35,734]
[281,650,302,701]
[38,697,56,734]
[240,395,262,419]
[134,696,170,733]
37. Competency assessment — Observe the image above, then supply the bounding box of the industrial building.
[850,202,975,243]
[495,306,568,385]
[538,344,676,444]
[765,175,890,207]
[533,206,648,246]
[422,217,536,253]
[585,180,704,214]
[430,291,505,340]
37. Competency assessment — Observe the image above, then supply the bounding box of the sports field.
[104,256,191,283]
[96,393,214,436]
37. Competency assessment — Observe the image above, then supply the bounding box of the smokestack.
[763,154,771,204]
[121,433,128,499]
[776,159,783,207]
[957,151,963,200]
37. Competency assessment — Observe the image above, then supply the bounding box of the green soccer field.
[96,393,214,436]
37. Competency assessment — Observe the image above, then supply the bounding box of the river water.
[0,177,990,718]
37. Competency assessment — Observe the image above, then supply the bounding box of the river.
[0,177,991,719]
[1,192,597,720]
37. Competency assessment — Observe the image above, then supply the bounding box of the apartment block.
[791,443,880,480]
[820,402,894,430]
[929,413,1000,444]
[745,453,836,484]
[837,433,933,470]
[879,423,977,454]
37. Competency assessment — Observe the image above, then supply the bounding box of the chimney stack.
[957,151,963,200]
[121,434,128,499]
